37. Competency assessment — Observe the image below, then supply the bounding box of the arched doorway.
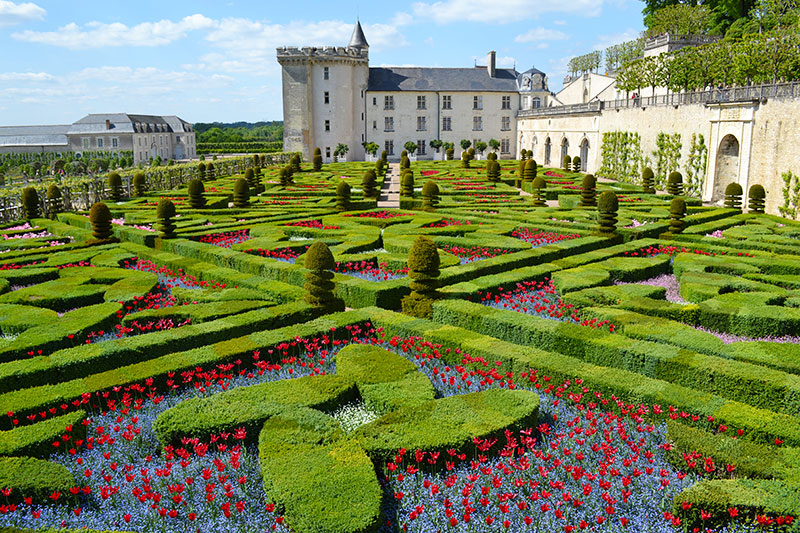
[544,137,551,165]
[560,138,569,164]
[579,139,589,171]
[713,135,740,202]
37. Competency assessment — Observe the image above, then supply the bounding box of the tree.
[429,139,444,153]
[233,178,250,208]
[404,141,418,155]
[474,141,488,155]
[362,142,380,157]
[188,179,206,209]
[336,180,351,212]
[460,139,472,150]
[157,199,177,239]
[304,242,344,312]
[422,181,440,211]
[669,197,687,233]
[401,236,440,319]
[132,173,147,197]
[647,4,712,36]
[531,177,547,207]
[597,191,619,234]
[362,169,378,199]
[107,172,124,202]
[21,187,39,220]
[488,139,500,152]
[334,143,349,162]
[89,202,114,241]
[46,185,62,219]
[313,147,322,171]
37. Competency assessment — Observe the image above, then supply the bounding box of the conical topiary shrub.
[579,174,597,207]
[401,155,410,170]
[206,162,215,180]
[422,181,439,211]
[46,184,62,220]
[524,159,537,183]
[21,187,39,220]
[375,159,385,177]
[641,167,655,194]
[562,155,571,171]
[487,152,497,161]
[132,172,146,197]
[724,182,743,210]
[380,150,387,162]
[531,176,547,207]
[304,241,344,311]
[313,148,322,171]
[486,160,500,182]
[244,168,257,192]
[157,198,177,239]
[748,184,766,214]
[445,148,454,160]
[667,171,683,196]
[279,167,291,187]
[336,180,351,212]
[461,151,470,169]
[598,191,618,234]
[107,172,124,202]
[572,156,581,173]
[401,236,440,319]
[233,178,250,208]
[362,169,377,199]
[197,162,206,181]
[89,202,114,241]
[188,179,206,209]
[401,170,414,197]
[669,197,686,234]
[517,160,525,181]
[290,153,301,173]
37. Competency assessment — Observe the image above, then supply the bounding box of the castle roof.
[349,20,369,49]
[368,67,519,92]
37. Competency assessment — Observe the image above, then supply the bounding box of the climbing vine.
[683,133,708,198]
[779,170,800,220]
[652,133,682,189]
[598,131,643,183]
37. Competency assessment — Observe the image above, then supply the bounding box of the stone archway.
[579,139,589,171]
[713,134,740,202]
[560,138,569,164]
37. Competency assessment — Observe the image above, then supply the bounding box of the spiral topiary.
[244,168,257,192]
[748,184,766,214]
[523,159,537,183]
[233,178,250,208]
[156,198,177,239]
[313,148,322,172]
[517,160,525,181]
[724,182,743,210]
[362,169,377,199]
[422,181,439,211]
[579,174,597,207]
[531,176,547,207]
[304,241,344,311]
[197,162,206,181]
[46,184,62,220]
[400,155,410,169]
[187,179,206,209]
[572,156,581,173]
[336,180,351,212]
[107,172,124,202]
[132,172,146,197]
[445,148,454,160]
[290,153,301,173]
[486,160,501,182]
[598,191,619,234]
[562,155,571,171]
[669,197,687,234]
[401,170,415,197]
[89,202,114,241]
[401,236,440,319]
[641,167,655,194]
[667,171,683,196]
[21,187,39,220]
[206,162,215,180]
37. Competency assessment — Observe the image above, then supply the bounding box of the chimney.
[105,119,111,130]
[487,51,496,78]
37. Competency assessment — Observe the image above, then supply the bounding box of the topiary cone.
[562,155,571,171]
[579,174,597,207]
[362,169,377,199]
[531,176,547,207]
[132,172,146,197]
[667,171,683,196]
[572,156,581,173]
[107,172,124,202]
[748,184,766,214]
[724,182,743,210]
[669,197,687,234]
[89,202,114,240]
[313,148,322,172]
[641,167,655,194]
[304,241,344,311]
[402,236,440,318]
[401,171,414,197]
[523,159,537,183]
[156,198,177,239]
[233,178,250,208]
[188,179,206,209]
[46,184,62,220]
[422,181,439,211]
[244,168,256,191]
[21,187,40,220]
[597,191,618,234]
[336,180,351,213]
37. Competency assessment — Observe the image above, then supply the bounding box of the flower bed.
[284,220,340,230]
[245,246,307,263]
[343,211,415,219]
[512,228,581,248]
[198,230,251,248]
[441,245,513,264]
[334,260,408,281]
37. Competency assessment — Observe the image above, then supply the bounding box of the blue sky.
[0,0,644,126]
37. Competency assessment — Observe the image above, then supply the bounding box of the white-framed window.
[502,95,511,109]
[384,116,394,132]
[385,139,394,155]
[384,95,394,110]
[325,120,331,132]
[442,95,452,110]
[96,138,103,148]
[324,92,330,104]
[417,95,426,110]
[112,137,119,148]
[323,67,329,80]
[416,116,426,131]
[82,137,90,149]
[532,97,541,109]
[501,138,510,154]
[473,95,483,110]
[417,139,426,155]
[442,117,452,131]
[501,116,511,131]
[472,116,482,131]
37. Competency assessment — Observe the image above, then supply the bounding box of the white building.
[277,21,551,161]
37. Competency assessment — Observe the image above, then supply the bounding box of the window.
[417,95,426,110]
[532,97,541,109]
[442,95,452,110]
[384,95,394,110]
[502,96,511,109]
[416,116,426,131]
[325,120,331,132]
[417,139,426,155]
[372,97,377,106]
[96,138,103,148]
[82,138,90,149]
[384,116,394,132]
[522,96,529,109]
[112,137,119,148]
[442,117,452,131]
[385,139,394,156]
[326,147,331,158]
[501,138,510,154]
[473,95,482,110]
[323,67,329,80]
[472,116,482,131]
[373,120,377,130]
[324,92,330,104]
[138,137,142,147]
[501,116,510,131]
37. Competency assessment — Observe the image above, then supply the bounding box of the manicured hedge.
[0,457,75,503]
[0,410,86,458]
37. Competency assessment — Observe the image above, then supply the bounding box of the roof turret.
[348,20,369,49]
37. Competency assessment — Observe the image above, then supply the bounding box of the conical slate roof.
[349,20,369,48]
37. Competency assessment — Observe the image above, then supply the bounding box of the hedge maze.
[0,157,799,532]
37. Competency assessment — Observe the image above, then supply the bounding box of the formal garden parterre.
[0,154,798,533]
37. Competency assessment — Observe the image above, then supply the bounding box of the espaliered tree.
[669,197,687,234]
[107,172,124,202]
[572,156,581,173]
[313,148,322,171]
[157,198,177,239]
[724,182,743,210]
[362,169,377,199]
[531,176,547,207]
[562,155,572,171]
[132,173,146,197]
[641,167,656,194]
[667,171,683,196]
[197,162,206,181]
[336,180,351,212]
[598,191,619,234]
[46,185,62,220]
[188,179,206,209]
[486,160,501,182]
[21,187,39,220]
[304,241,344,312]
[422,181,439,211]
[749,184,766,214]
[401,170,415,197]
[579,174,597,207]
[233,178,250,208]
[401,236,440,319]
[524,159,537,183]
[89,202,114,241]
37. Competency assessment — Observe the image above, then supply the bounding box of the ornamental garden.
[0,151,798,533]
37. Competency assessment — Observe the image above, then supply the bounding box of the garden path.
[377,163,401,209]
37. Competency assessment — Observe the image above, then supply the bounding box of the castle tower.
[277,21,369,162]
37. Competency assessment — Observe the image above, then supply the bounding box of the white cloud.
[408,0,603,24]
[0,1,44,27]
[496,56,516,68]
[593,28,642,50]
[0,71,53,81]
[514,27,569,43]
[12,14,214,48]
